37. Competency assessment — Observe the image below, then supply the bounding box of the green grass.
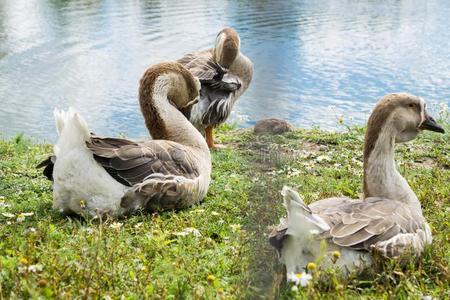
[0,122,449,299]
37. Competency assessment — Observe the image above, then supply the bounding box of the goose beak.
[420,114,445,133]
[182,96,199,109]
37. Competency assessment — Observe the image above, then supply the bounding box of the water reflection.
[0,0,449,141]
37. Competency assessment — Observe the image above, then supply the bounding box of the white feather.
[279,187,371,273]
[52,108,127,216]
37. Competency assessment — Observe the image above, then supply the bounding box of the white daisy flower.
[309,229,320,235]
[109,222,123,230]
[230,224,241,232]
[287,272,312,287]
[16,214,26,222]
[15,212,34,222]
[173,227,201,237]
[28,264,44,273]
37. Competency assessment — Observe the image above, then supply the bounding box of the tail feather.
[281,185,312,215]
[54,107,90,140]
[119,174,202,215]
[269,186,330,260]
[282,186,330,232]
[54,108,66,135]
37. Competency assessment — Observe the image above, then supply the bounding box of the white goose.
[269,93,445,274]
[38,62,211,217]
[177,27,253,149]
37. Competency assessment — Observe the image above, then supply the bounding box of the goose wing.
[177,49,226,83]
[270,195,429,259]
[315,197,428,257]
[87,136,202,211]
[87,136,199,186]
[198,74,241,126]
[178,50,242,127]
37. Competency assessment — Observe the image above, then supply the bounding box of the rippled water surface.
[1,0,449,140]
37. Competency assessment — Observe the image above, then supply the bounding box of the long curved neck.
[363,120,421,210]
[139,73,207,150]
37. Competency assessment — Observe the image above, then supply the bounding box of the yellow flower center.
[332,251,341,259]
[19,257,28,264]
[307,262,317,271]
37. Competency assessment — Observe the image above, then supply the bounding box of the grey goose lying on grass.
[269,93,445,276]
[38,62,211,217]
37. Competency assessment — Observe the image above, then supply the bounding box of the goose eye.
[408,103,415,108]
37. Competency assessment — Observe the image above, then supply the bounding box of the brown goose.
[38,62,211,217]
[177,27,253,149]
[269,93,445,275]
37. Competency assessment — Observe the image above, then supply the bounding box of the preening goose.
[38,62,211,217]
[269,93,445,274]
[177,28,253,149]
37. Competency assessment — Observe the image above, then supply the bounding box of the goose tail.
[281,186,330,232]
[53,108,91,154]
[54,108,90,138]
[269,186,330,259]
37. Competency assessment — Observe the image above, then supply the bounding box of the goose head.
[165,63,201,110]
[367,93,445,144]
[214,28,240,68]
[139,62,201,140]
[140,62,200,110]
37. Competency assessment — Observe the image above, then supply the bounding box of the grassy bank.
[0,123,449,299]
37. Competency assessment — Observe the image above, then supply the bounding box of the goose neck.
[363,121,421,211]
[139,73,208,152]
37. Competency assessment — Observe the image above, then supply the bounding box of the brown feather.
[363,225,401,248]
[87,137,199,188]
[364,218,394,235]
[177,47,240,128]
[177,50,226,82]
[330,221,370,238]
[312,197,426,253]
[333,228,373,247]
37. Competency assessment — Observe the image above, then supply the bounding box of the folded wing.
[178,50,241,128]
[315,197,428,256]
[87,136,201,211]
[270,195,429,259]
[177,50,226,83]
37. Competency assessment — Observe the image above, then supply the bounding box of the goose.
[38,62,211,217]
[269,93,445,275]
[177,27,253,149]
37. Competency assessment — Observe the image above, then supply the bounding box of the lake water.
[1,0,449,141]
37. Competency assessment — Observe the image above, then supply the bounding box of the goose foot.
[205,126,225,150]
[211,143,227,150]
